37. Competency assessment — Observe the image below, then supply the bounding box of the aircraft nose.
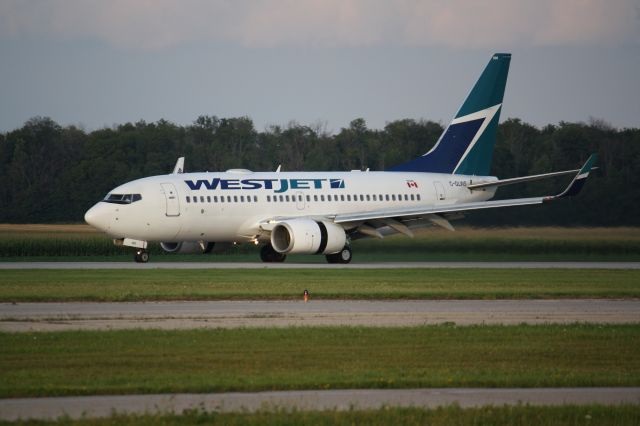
[84,203,110,231]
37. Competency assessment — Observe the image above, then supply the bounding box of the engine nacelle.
[271,219,346,255]
[160,241,215,254]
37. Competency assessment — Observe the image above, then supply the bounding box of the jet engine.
[160,241,216,254]
[271,219,346,254]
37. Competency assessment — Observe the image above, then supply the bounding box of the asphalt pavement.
[2,388,639,420]
[2,299,639,331]
[1,261,640,269]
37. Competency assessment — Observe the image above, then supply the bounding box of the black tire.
[326,246,352,264]
[134,250,150,263]
[260,244,287,263]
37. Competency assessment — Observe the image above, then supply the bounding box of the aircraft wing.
[333,154,598,232]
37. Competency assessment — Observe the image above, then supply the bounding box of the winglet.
[172,157,185,174]
[545,154,597,200]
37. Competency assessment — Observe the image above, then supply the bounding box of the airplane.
[84,53,597,264]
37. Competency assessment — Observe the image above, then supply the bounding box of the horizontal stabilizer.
[468,169,580,190]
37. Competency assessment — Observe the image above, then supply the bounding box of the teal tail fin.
[389,53,511,175]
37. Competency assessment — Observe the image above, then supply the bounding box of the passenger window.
[220,196,224,203]
[213,196,218,202]
[347,195,351,201]
[321,195,325,201]
[193,197,198,203]
[207,196,211,203]
[385,194,390,201]
[267,195,271,202]
[314,195,318,202]
[366,195,370,201]
[240,196,245,202]
[391,195,396,201]
[372,195,377,201]
[341,195,345,201]
[410,194,415,201]
[186,196,191,203]
[254,196,258,202]
[417,194,421,201]
[327,195,332,201]
[360,195,364,201]
[279,195,284,202]
[227,196,232,202]
[306,195,311,202]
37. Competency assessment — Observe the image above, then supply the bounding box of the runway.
[1,388,639,420]
[1,261,639,269]
[2,299,639,331]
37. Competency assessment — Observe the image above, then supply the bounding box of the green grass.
[2,405,640,426]
[1,324,639,398]
[2,225,640,261]
[1,269,639,302]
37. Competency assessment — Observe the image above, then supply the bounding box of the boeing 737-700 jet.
[84,53,597,263]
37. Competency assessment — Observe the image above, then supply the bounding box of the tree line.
[0,116,638,226]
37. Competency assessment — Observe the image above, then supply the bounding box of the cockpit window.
[103,193,142,204]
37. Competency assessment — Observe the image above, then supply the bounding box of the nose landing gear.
[134,249,150,263]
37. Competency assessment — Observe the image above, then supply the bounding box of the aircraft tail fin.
[172,157,185,174]
[388,53,511,176]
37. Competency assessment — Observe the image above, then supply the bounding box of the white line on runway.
[2,388,639,420]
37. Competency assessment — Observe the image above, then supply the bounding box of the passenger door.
[161,183,180,216]
[434,181,446,202]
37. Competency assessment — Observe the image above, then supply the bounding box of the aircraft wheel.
[326,246,352,264]
[134,249,149,263]
[260,244,286,263]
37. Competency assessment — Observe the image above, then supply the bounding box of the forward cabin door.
[161,183,180,217]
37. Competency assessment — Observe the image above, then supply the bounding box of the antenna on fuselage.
[275,164,282,173]
[172,157,185,174]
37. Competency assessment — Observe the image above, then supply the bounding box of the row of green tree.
[0,116,638,225]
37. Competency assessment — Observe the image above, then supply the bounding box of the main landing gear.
[134,249,150,263]
[259,244,353,264]
[260,244,287,263]
[326,246,352,264]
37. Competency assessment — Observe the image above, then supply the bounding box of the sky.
[0,0,639,133]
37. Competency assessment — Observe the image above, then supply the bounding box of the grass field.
[1,324,638,398]
[1,225,640,261]
[2,405,640,426]
[0,268,639,301]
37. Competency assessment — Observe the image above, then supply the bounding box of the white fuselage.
[85,170,497,243]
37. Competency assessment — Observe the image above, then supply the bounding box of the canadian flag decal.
[406,180,418,188]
